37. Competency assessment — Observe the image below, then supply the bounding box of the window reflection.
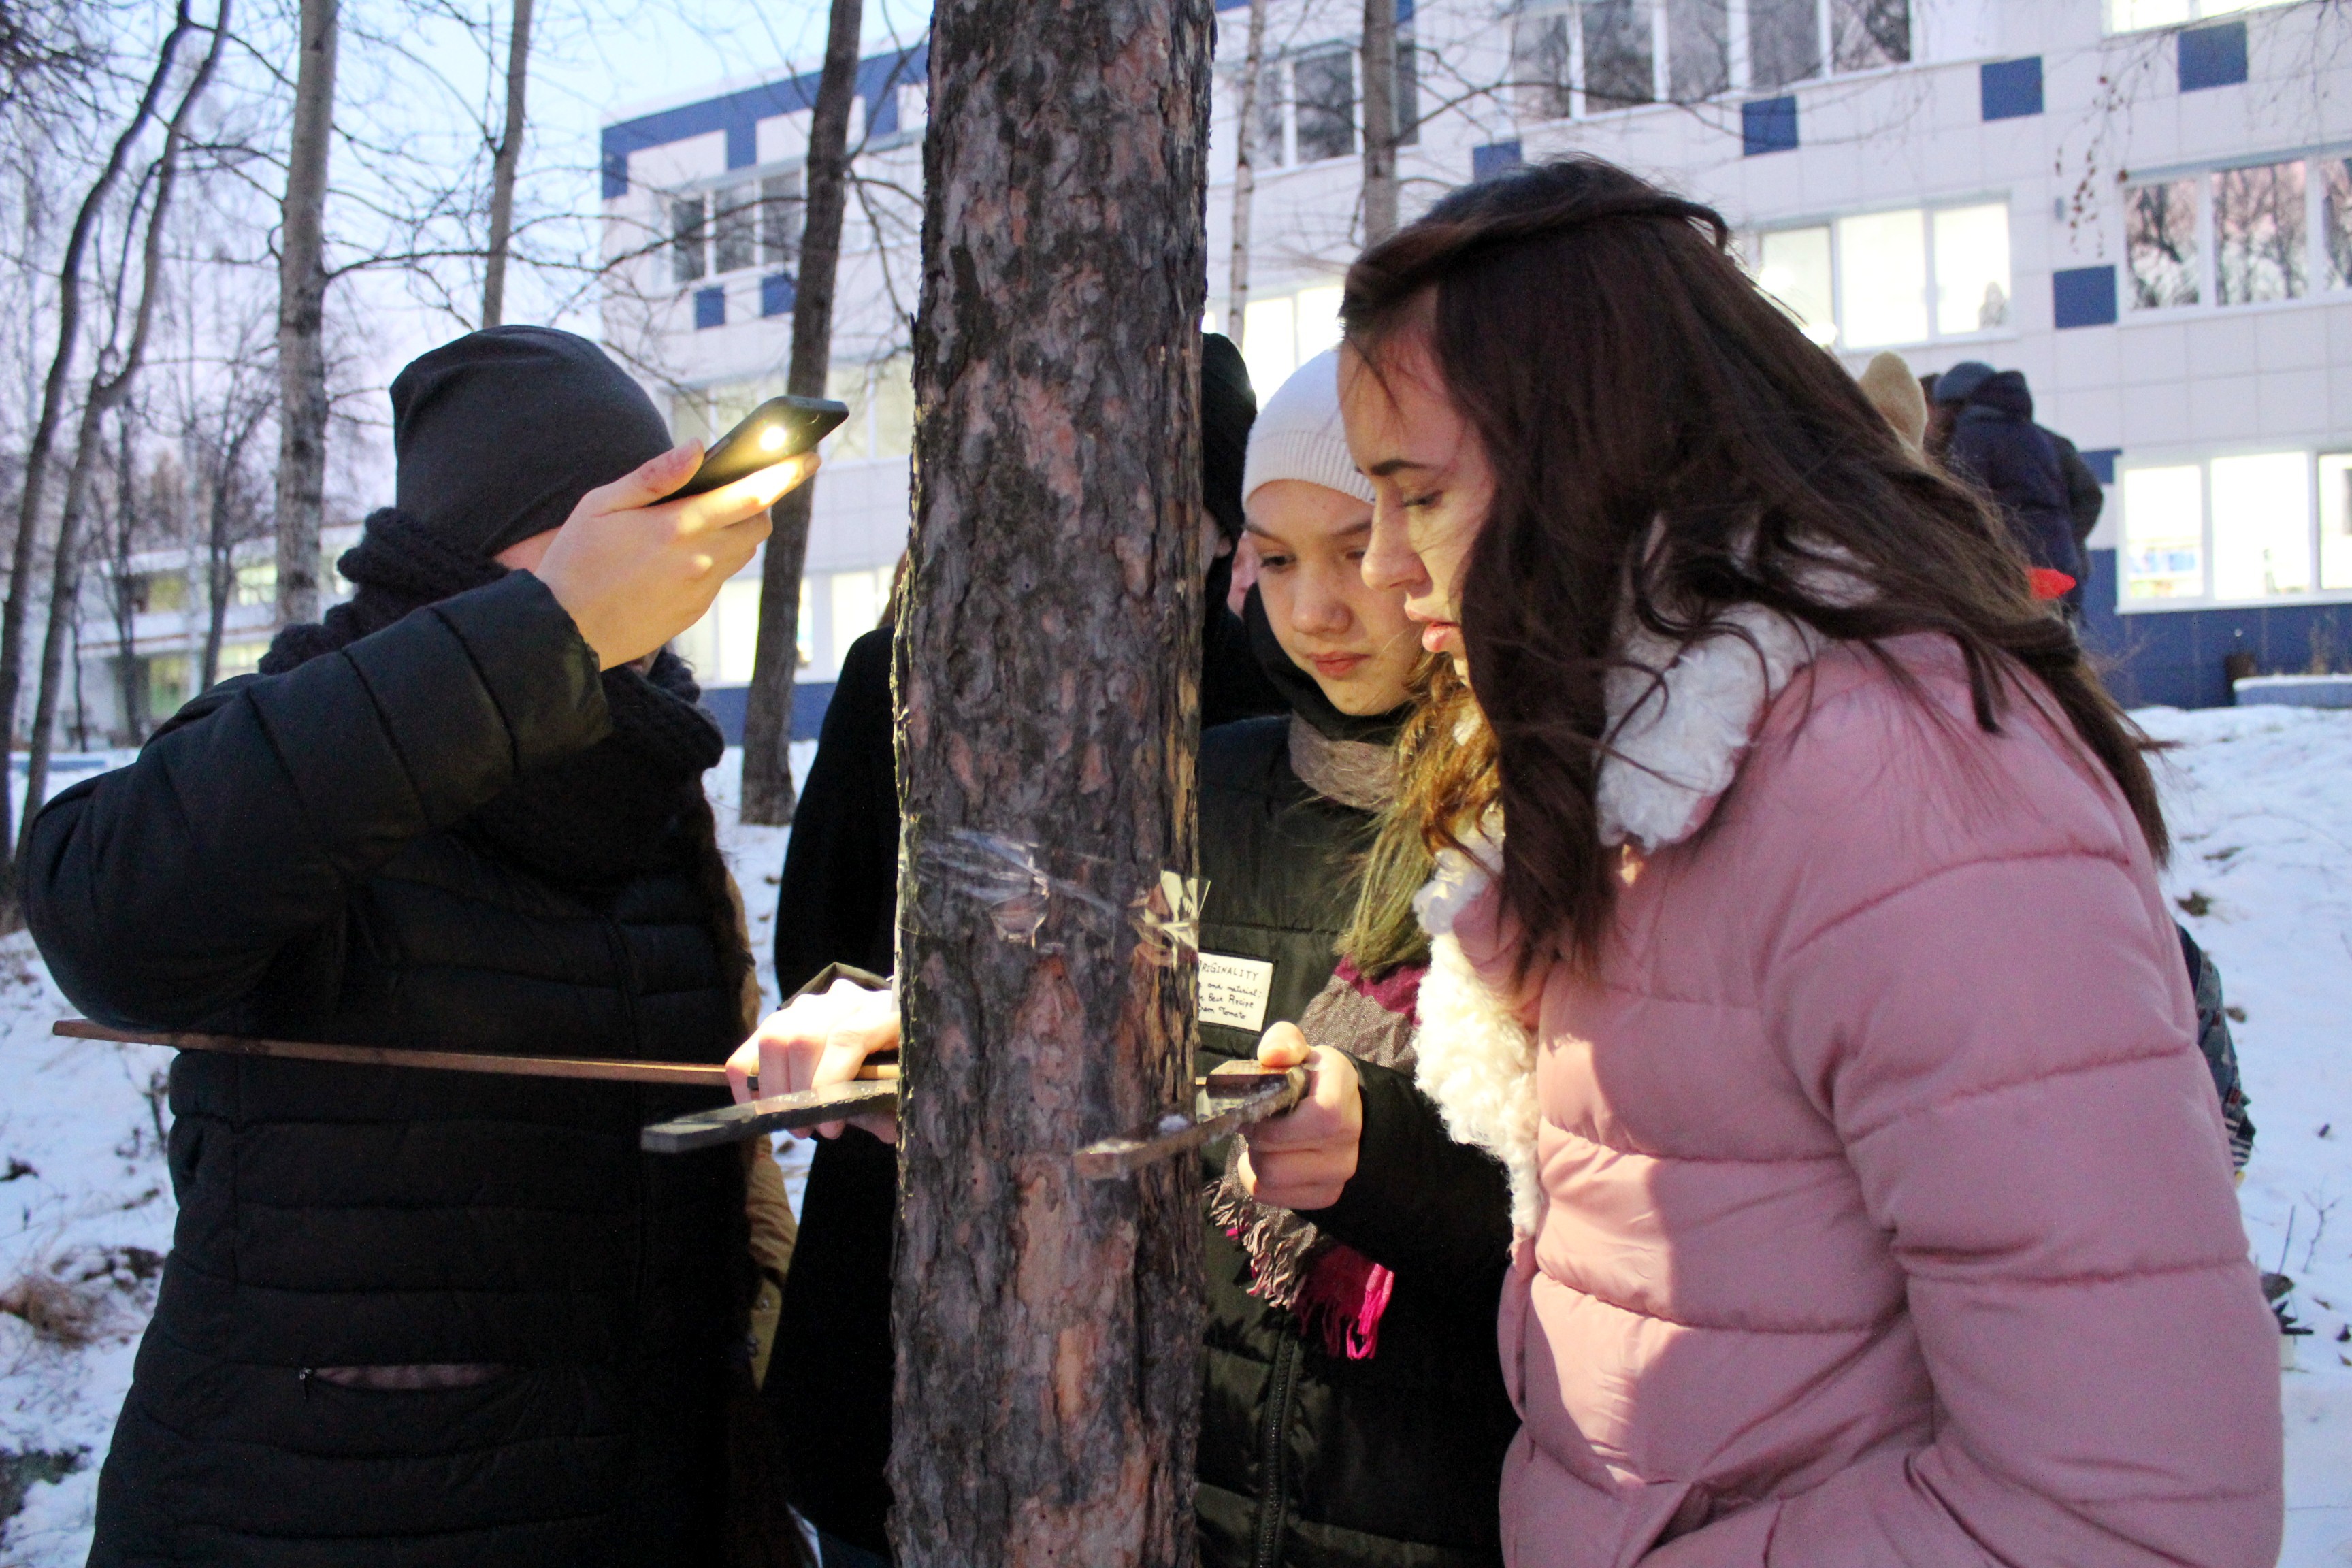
[2210,453,2312,599]
[2213,161,2307,306]
[2125,180,2200,309]
[2121,466,2205,600]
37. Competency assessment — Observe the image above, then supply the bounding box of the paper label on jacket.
[1198,953,1276,1032]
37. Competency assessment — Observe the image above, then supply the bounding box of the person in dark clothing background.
[1194,348,1519,1568]
[764,333,1284,1567]
[1929,360,2085,597]
[24,326,815,1568]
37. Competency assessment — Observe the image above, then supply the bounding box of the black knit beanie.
[390,325,675,561]
[1202,333,1256,544]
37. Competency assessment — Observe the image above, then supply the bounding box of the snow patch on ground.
[5,721,2347,1563]
[2138,705,2352,1566]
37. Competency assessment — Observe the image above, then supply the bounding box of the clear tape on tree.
[912,827,1203,965]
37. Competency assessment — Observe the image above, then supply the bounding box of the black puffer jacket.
[25,574,752,1567]
[1196,717,1519,1568]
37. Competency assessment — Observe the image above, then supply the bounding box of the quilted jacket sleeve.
[1652,848,2282,1568]
[24,572,609,1030]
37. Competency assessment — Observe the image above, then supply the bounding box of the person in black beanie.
[24,325,816,1568]
[759,333,1280,1567]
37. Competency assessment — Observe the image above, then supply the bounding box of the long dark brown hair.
[1340,157,2165,973]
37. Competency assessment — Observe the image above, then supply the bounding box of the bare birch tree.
[0,0,198,906]
[889,0,1212,1558]
[1228,0,1267,348]
[18,0,227,864]
[736,0,864,826]
[1360,0,1399,242]
[273,0,336,627]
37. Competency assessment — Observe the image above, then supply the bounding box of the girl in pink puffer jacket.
[1326,157,2283,1567]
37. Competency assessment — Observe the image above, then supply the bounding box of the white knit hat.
[1241,348,1377,508]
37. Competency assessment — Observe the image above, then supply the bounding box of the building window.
[2121,465,2205,600]
[1667,0,1730,99]
[1582,0,1653,109]
[1510,0,1901,122]
[1293,46,1357,163]
[2106,0,2290,33]
[233,561,276,607]
[2320,453,2352,590]
[2213,161,2306,304]
[1235,284,1345,406]
[1510,12,1574,122]
[2126,157,2352,313]
[132,572,186,615]
[1750,0,1821,90]
[671,197,708,284]
[821,355,918,463]
[2125,179,2201,308]
[1748,199,2008,351]
[2122,451,2352,607]
[762,172,803,270]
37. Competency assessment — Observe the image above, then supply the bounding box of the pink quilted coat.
[1410,625,2283,1568]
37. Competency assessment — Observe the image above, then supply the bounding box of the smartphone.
[672,395,849,498]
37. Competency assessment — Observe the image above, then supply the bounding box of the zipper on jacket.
[1252,1330,1300,1568]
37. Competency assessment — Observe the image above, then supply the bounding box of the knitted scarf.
[261,508,751,1000]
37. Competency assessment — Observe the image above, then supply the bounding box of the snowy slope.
[5,716,2349,1564]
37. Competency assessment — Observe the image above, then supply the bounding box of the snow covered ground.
[3,715,2349,1564]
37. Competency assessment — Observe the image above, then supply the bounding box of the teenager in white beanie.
[1191,346,1516,1568]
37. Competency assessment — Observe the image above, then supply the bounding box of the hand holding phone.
[673,395,850,497]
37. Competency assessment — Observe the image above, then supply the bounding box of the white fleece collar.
[1409,603,1829,1238]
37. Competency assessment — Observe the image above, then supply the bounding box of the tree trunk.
[1360,0,1398,244]
[18,1,225,862]
[274,0,337,629]
[479,0,532,328]
[737,0,863,826]
[1228,0,1265,347]
[109,408,144,746]
[887,0,1211,1561]
[0,0,194,905]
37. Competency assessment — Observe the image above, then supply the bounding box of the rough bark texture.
[274,0,336,628]
[1360,0,1398,244]
[737,0,864,826]
[478,0,532,329]
[1228,0,1264,346]
[888,0,1213,1559]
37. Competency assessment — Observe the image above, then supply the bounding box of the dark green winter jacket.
[1196,716,1520,1568]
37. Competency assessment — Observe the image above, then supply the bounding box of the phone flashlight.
[672,394,851,498]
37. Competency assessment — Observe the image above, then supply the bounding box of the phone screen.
[673,395,851,497]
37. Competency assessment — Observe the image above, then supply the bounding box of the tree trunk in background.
[479,0,532,328]
[108,409,146,746]
[888,0,1211,1558]
[1228,0,1265,347]
[0,0,194,914]
[274,0,337,629]
[737,0,862,825]
[19,0,225,864]
[1360,0,1398,244]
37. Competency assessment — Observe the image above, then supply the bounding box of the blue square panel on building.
[762,273,795,318]
[1473,140,1522,180]
[2178,20,2248,91]
[694,286,726,330]
[2052,265,2117,329]
[2078,448,2119,485]
[1742,96,1798,156]
[1980,56,2043,120]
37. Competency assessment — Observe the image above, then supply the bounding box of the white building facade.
[608,0,2351,716]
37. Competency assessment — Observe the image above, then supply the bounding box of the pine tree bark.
[0,0,195,910]
[1228,0,1265,346]
[1360,0,1399,244]
[274,0,337,628]
[887,0,1211,1560]
[737,0,863,826]
[479,0,532,329]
